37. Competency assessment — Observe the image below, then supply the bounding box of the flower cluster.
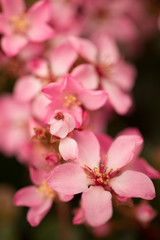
[0,0,159,235]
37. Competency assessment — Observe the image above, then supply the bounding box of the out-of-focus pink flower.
[0,94,30,159]
[0,0,55,56]
[14,168,73,226]
[64,35,136,115]
[42,74,108,127]
[95,34,136,115]
[47,130,155,227]
[50,0,83,35]
[134,201,157,224]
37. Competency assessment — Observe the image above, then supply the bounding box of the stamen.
[83,163,120,187]
[36,180,54,199]
[10,13,29,34]
[64,94,82,109]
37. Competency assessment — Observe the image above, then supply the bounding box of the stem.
[56,201,71,240]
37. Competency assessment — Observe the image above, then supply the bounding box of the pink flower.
[48,110,75,138]
[94,34,136,115]
[14,168,73,226]
[64,35,136,115]
[0,0,55,56]
[0,94,30,160]
[47,130,155,227]
[42,74,108,127]
[134,201,157,224]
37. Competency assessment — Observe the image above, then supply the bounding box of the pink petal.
[101,80,132,115]
[28,23,55,42]
[71,64,99,90]
[107,134,143,170]
[74,130,100,169]
[135,202,157,223]
[14,186,43,207]
[1,0,25,17]
[29,168,48,185]
[128,158,160,179]
[64,112,75,132]
[117,127,143,159]
[42,81,62,100]
[96,133,113,165]
[81,186,112,227]
[50,42,77,76]
[58,193,74,202]
[49,113,74,138]
[1,35,27,56]
[31,94,50,121]
[111,61,136,91]
[73,208,85,225]
[28,58,49,77]
[69,36,97,62]
[0,14,7,33]
[110,170,155,200]
[27,198,52,226]
[97,34,119,64]
[50,120,66,138]
[80,90,108,111]
[59,137,78,161]
[47,163,89,195]
[14,75,42,102]
[27,0,52,22]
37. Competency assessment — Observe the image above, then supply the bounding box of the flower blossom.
[0,0,55,56]
[47,130,155,227]
[42,74,108,127]
[14,168,73,226]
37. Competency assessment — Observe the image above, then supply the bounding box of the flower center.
[98,61,113,78]
[63,94,81,109]
[54,112,64,120]
[10,13,29,34]
[84,164,120,187]
[36,180,54,199]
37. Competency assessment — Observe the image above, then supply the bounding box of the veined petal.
[110,170,155,200]
[47,162,89,195]
[73,130,100,169]
[27,198,52,226]
[14,186,43,207]
[107,134,143,170]
[81,186,112,227]
[96,133,113,165]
